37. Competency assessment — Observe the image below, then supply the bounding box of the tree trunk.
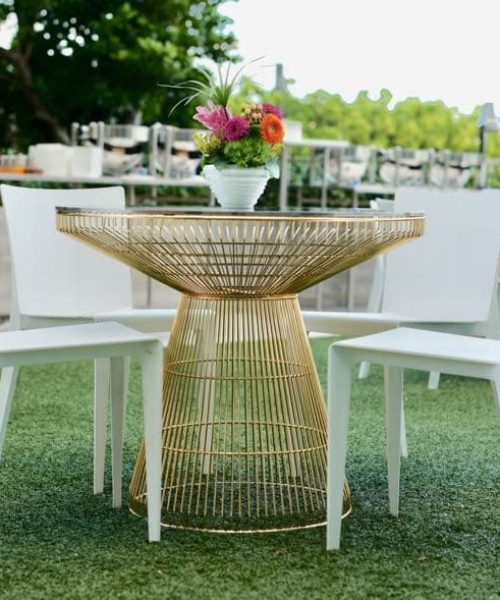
[27,91,70,144]
[0,47,70,144]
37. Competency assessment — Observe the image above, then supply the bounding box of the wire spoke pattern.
[57,209,424,532]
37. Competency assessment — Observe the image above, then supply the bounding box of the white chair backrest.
[369,198,394,211]
[382,188,500,322]
[1,185,132,317]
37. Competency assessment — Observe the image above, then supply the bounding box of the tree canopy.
[231,78,500,157]
[0,0,237,147]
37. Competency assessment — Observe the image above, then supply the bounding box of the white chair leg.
[141,345,163,542]
[427,371,441,390]
[326,346,352,551]
[110,356,126,508]
[400,400,408,459]
[358,361,371,379]
[358,255,385,380]
[362,361,406,459]
[94,358,110,495]
[359,324,407,460]
[0,366,19,459]
[384,365,403,517]
[489,379,500,424]
[121,356,131,425]
[315,281,324,311]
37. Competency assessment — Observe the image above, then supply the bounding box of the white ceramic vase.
[203,164,269,210]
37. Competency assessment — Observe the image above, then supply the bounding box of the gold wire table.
[57,207,425,533]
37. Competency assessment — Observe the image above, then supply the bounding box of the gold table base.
[129,294,351,532]
[57,207,425,533]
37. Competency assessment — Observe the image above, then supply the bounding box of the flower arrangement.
[192,100,285,176]
[167,61,285,177]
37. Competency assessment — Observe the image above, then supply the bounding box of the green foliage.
[209,59,264,108]
[164,58,265,118]
[231,78,500,158]
[0,0,237,147]
[223,135,281,168]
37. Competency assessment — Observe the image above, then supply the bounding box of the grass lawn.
[0,336,498,599]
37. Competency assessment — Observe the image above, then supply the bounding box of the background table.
[57,207,425,533]
[0,171,208,205]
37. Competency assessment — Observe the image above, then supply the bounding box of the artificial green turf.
[0,336,498,599]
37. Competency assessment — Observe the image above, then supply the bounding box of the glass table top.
[56,205,423,220]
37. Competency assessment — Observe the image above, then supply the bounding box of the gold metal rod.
[57,209,424,532]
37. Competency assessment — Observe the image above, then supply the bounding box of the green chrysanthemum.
[223,137,282,168]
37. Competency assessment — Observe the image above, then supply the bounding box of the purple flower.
[262,103,283,119]
[224,116,250,141]
[193,101,230,138]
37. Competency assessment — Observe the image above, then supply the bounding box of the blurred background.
[1,0,499,172]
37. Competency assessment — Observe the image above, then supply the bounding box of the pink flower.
[193,101,230,138]
[262,103,283,119]
[224,116,250,141]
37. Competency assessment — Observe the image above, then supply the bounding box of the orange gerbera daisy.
[260,114,284,145]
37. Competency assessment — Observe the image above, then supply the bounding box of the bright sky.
[220,0,500,115]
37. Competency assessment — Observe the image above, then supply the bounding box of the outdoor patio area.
[1,337,498,598]
[1,2,500,599]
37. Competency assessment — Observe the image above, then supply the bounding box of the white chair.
[378,148,430,186]
[326,327,500,550]
[303,188,500,460]
[359,197,394,369]
[150,125,203,179]
[357,197,438,385]
[0,184,176,495]
[302,188,500,379]
[0,321,163,542]
[71,122,149,175]
[357,198,397,379]
[359,198,441,390]
[429,150,481,189]
[359,194,500,389]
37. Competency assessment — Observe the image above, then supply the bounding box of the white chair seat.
[335,327,500,366]
[0,322,155,355]
[302,311,401,336]
[94,307,176,332]
[0,321,163,542]
[326,327,500,550]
